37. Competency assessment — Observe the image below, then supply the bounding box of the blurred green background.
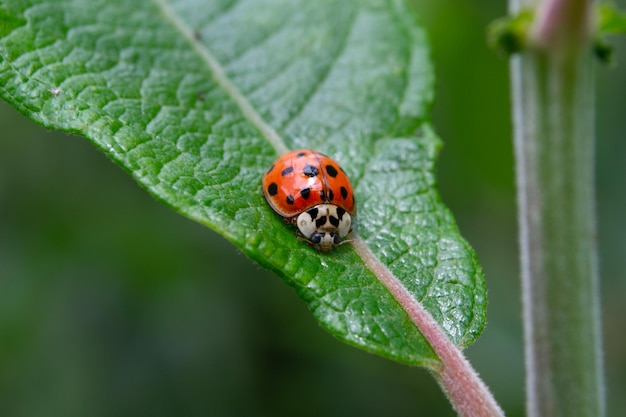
[1,1,624,416]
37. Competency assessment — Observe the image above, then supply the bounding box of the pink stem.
[352,235,504,417]
[531,0,593,52]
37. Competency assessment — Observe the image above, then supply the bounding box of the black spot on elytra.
[267,183,278,196]
[281,166,293,176]
[286,195,294,205]
[336,207,346,219]
[302,165,319,177]
[320,191,325,200]
[307,207,319,219]
[297,151,307,158]
[340,186,348,199]
[327,189,334,201]
[329,215,339,227]
[326,164,338,177]
[300,187,311,199]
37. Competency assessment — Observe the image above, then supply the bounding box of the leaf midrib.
[153,0,288,154]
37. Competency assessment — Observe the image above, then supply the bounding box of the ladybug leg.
[296,234,315,249]
[293,227,308,242]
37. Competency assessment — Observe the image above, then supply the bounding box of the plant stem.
[352,236,504,417]
[509,0,605,416]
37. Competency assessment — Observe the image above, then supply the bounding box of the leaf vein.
[153,0,288,154]
[278,6,359,133]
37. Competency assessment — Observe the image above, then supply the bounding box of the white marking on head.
[296,204,352,252]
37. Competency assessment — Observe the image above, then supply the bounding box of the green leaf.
[598,2,626,34]
[0,0,486,367]
[0,5,25,38]
[486,8,534,56]
[593,2,626,64]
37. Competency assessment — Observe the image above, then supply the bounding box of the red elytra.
[262,149,356,219]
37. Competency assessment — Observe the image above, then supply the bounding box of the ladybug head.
[296,204,352,252]
[309,231,340,252]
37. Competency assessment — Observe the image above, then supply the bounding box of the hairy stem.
[509,0,605,416]
[352,236,504,417]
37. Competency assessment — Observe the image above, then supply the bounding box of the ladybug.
[262,149,356,252]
